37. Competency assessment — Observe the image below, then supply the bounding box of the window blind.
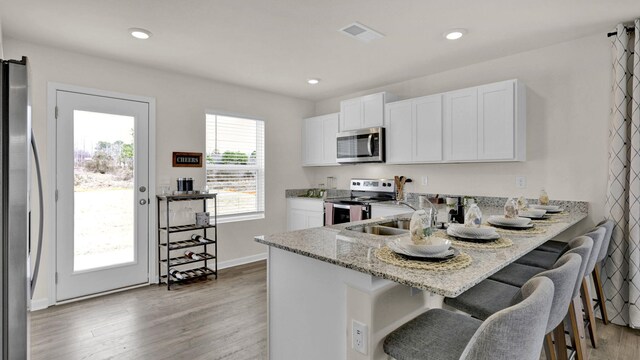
[205,114,265,218]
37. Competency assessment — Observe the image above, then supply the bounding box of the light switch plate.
[422,176,428,186]
[515,176,526,189]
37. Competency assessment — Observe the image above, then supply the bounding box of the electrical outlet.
[515,176,526,189]
[422,176,428,186]
[352,320,368,355]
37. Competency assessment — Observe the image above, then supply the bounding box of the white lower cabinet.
[385,94,442,164]
[302,113,340,166]
[286,198,324,231]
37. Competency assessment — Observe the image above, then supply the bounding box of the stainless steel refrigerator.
[1,57,44,359]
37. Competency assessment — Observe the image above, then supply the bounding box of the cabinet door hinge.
[55,272,58,284]
[55,189,59,202]
[55,106,58,119]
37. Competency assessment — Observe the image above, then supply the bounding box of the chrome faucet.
[396,201,417,211]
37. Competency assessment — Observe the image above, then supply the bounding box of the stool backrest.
[583,227,606,275]
[532,253,582,333]
[596,220,615,263]
[563,235,593,298]
[459,277,554,360]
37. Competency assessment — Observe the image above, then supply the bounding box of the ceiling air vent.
[339,22,384,43]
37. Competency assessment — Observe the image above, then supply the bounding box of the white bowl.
[392,237,451,255]
[448,224,498,237]
[519,209,547,218]
[530,204,561,211]
[488,215,531,226]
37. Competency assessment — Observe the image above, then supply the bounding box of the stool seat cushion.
[489,263,546,287]
[536,240,569,254]
[443,279,519,320]
[383,308,482,360]
[515,250,560,269]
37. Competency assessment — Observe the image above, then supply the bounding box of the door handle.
[367,134,373,156]
[139,199,147,205]
[139,186,146,192]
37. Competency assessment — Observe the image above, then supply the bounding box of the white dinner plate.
[388,243,459,260]
[530,204,562,212]
[488,215,531,226]
[392,237,451,255]
[518,209,547,218]
[487,220,535,229]
[447,226,500,240]
[447,224,498,237]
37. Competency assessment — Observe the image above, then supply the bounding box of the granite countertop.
[255,201,588,298]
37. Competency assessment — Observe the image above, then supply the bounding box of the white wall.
[3,38,315,303]
[312,34,610,231]
[0,18,4,58]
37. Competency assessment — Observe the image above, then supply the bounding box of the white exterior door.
[55,90,150,301]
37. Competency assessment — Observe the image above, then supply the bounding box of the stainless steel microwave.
[336,127,385,164]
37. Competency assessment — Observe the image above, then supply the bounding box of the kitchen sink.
[346,224,409,236]
[376,219,411,230]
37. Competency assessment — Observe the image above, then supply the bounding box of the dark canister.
[185,178,193,192]
[177,177,186,192]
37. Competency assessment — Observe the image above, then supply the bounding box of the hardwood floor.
[31,260,640,359]
[31,261,267,360]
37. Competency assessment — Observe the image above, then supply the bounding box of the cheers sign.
[172,152,203,167]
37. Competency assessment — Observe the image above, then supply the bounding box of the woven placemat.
[435,230,513,249]
[548,211,569,217]
[375,246,472,271]
[486,224,547,235]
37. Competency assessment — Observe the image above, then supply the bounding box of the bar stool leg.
[544,333,558,360]
[581,278,598,348]
[553,323,568,360]
[592,263,610,325]
[568,297,589,360]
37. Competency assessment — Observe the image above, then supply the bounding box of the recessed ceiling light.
[307,78,320,85]
[444,29,467,40]
[129,28,152,40]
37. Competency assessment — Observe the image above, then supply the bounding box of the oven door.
[336,127,384,163]
[330,204,370,225]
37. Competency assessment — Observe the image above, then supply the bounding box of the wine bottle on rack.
[169,268,186,280]
[191,234,213,243]
[184,251,202,260]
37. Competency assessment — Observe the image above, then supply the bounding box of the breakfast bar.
[255,199,588,360]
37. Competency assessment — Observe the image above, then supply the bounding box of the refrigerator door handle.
[30,129,44,298]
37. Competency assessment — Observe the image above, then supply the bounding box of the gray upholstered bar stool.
[383,277,555,360]
[536,220,614,325]
[443,252,583,360]
[590,220,614,324]
[486,236,593,360]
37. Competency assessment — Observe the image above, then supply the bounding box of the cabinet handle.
[139,199,147,205]
[367,134,373,156]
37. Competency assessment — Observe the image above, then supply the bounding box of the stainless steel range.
[324,179,396,225]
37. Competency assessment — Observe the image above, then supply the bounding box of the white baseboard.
[33,253,268,311]
[30,298,49,311]
[216,253,267,270]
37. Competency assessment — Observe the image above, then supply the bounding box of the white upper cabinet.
[443,79,525,162]
[302,113,340,166]
[413,95,443,162]
[385,94,442,164]
[340,92,395,131]
[444,88,478,161]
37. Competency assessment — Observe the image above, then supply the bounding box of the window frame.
[205,110,265,223]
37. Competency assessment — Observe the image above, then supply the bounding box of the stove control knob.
[387,182,392,187]
[382,183,387,187]
[357,182,361,185]
[352,182,356,186]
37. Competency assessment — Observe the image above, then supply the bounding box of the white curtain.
[604,20,640,328]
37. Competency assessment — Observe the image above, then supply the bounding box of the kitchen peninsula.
[255,198,588,360]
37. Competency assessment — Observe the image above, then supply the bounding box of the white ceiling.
[1,0,639,101]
